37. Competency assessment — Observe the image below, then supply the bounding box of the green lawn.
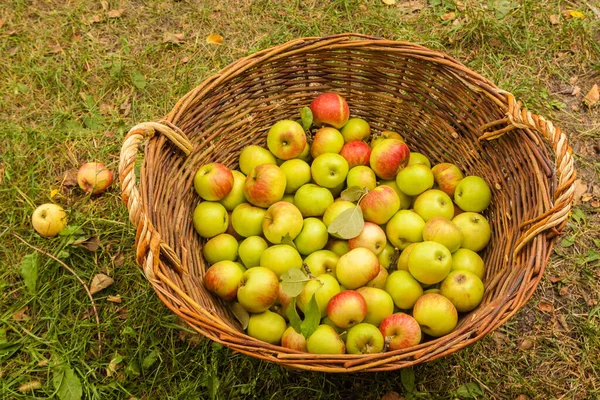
[1,0,599,399]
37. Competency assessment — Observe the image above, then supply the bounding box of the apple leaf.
[19,253,39,295]
[286,297,303,334]
[340,186,367,203]
[300,107,313,131]
[327,206,364,239]
[455,382,484,398]
[281,234,297,250]
[300,294,320,339]
[52,362,82,400]
[280,268,310,298]
[229,302,249,330]
[401,367,416,393]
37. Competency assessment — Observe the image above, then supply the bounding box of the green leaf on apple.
[300,295,320,339]
[280,268,310,298]
[300,107,313,131]
[340,186,367,203]
[286,297,303,334]
[327,206,364,240]
[281,234,297,250]
[229,302,249,330]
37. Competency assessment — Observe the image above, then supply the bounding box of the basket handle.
[479,92,575,254]
[119,121,193,279]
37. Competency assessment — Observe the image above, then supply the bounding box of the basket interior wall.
[140,47,556,342]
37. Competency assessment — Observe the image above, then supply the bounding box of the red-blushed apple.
[193,201,229,238]
[238,235,268,269]
[379,313,422,351]
[294,217,328,255]
[203,260,244,301]
[237,266,280,313]
[31,203,67,238]
[238,145,277,175]
[431,162,464,197]
[356,287,394,326]
[279,159,311,194]
[247,309,287,345]
[219,170,247,211]
[422,216,463,253]
[271,282,293,319]
[385,210,425,250]
[379,180,412,210]
[298,274,341,317]
[202,233,238,264]
[407,152,431,168]
[77,162,113,195]
[310,127,345,158]
[340,140,372,168]
[303,249,339,278]
[193,163,234,201]
[281,326,307,352]
[294,183,334,217]
[231,203,266,237]
[244,164,286,208]
[407,241,453,285]
[413,189,455,222]
[440,270,485,312]
[309,92,350,129]
[326,290,367,328]
[325,238,350,257]
[336,248,380,289]
[360,185,401,225]
[322,200,355,227]
[340,117,371,143]
[310,153,349,188]
[346,166,377,190]
[259,244,303,278]
[306,324,346,354]
[454,175,492,212]
[369,139,410,180]
[262,201,303,244]
[453,203,465,218]
[366,265,389,289]
[348,222,387,255]
[412,293,458,337]
[396,163,434,196]
[345,323,385,354]
[452,212,491,252]
[451,248,485,279]
[370,130,405,149]
[385,270,424,310]
[267,119,307,160]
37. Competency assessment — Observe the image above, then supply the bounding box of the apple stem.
[302,262,317,279]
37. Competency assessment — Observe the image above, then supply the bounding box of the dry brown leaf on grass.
[0,19,5,29]
[107,295,122,303]
[107,9,125,18]
[90,273,114,295]
[61,168,79,188]
[397,1,426,13]
[583,84,599,107]
[380,391,404,400]
[538,301,554,313]
[440,12,456,21]
[88,15,103,24]
[163,32,185,45]
[12,306,30,321]
[549,14,560,24]
[206,34,223,44]
[382,0,396,4]
[573,179,589,204]
[73,236,102,252]
[519,339,534,350]
[18,380,42,393]
[45,43,63,54]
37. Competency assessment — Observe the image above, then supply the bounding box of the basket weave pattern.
[118,34,574,372]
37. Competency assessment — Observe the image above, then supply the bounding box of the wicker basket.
[118,34,575,373]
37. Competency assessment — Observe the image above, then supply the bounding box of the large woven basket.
[118,34,575,373]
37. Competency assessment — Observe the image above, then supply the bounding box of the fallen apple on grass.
[31,203,67,238]
[78,162,113,195]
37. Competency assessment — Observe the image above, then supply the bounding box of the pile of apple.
[193,92,493,355]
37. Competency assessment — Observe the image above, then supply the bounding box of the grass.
[1,0,599,398]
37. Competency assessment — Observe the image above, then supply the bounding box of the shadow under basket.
[118,34,575,373]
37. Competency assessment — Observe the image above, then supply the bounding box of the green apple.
[297,142,311,162]
[379,313,422,350]
[237,266,280,313]
[203,260,244,301]
[262,201,303,244]
[336,248,380,289]
[454,175,492,212]
[379,180,412,210]
[31,203,67,238]
[219,170,248,211]
[303,250,339,278]
[385,210,425,250]
[193,201,228,238]
[326,290,367,328]
[384,270,424,310]
[408,241,453,285]
[298,274,341,317]
[328,180,346,198]
[413,189,454,222]
[396,164,434,196]
[440,270,485,312]
[322,200,355,227]
[377,242,397,269]
[260,244,303,278]
[244,164,286,208]
[345,323,384,354]
[247,310,287,345]
[366,265,389,290]
[407,152,431,168]
[281,326,307,352]
[340,117,371,143]
[202,233,238,264]
[238,145,277,176]
[279,159,311,194]
[356,287,394,326]
[193,162,234,201]
[452,212,491,252]
[281,194,295,203]
[267,119,307,160]
[346,166,377,190]
[310,153,349,189]
[412,293,458,337]
[396,242,418,271]
[348,222,387,255]
[369,139,410,180]
[238,236,268,268]
[422,216,463,253]
[325,238,350,256]
[294,218,328,255]
[340,140,372,168]
[431,162,464,197]
[360,185,401,225]
[293,183,334,217]
[306,324,346,354]
[231,203,266,237]
[451,248,485,279]
[310,127,345,158]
